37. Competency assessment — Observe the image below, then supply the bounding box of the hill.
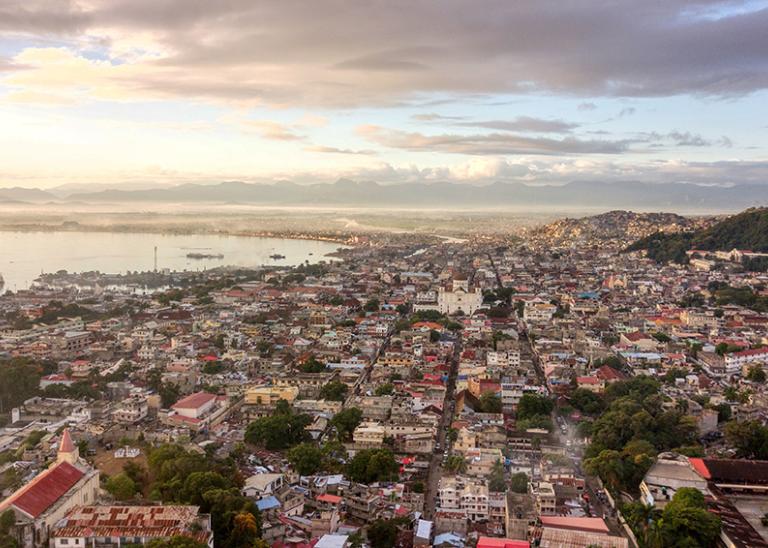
[528,210,702,248]
[625,207,768,262]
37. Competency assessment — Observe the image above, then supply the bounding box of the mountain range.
[0,180,767,210]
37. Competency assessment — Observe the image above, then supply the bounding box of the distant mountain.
[1,180,768,210]
[625,207,768,262]
[529,210,705,247]
[0,187,57,202]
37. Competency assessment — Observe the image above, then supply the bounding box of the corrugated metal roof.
[0,462,85,518]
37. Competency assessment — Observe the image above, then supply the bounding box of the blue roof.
[256,496,281,511]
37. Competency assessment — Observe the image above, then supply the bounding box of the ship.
[186,252,224,260]
[269,254,286,260]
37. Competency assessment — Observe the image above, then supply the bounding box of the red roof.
[316,494,342,504]
[689,458,711,479]
[172,391,216,410]
[0,462,85,518]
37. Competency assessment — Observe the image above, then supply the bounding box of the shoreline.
[0,224,358,246]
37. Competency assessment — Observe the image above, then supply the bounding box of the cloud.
[357,125,631,155]
[455,116,579,133]
[305,145,377,155]
[240,120,303,141]
[578,102,597,111]
[412,113,466,122]
[0,1,767,108]
[618,107,636,117]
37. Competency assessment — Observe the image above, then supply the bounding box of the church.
[0,430,100,547]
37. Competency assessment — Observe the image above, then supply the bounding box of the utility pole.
[154,246,158,272]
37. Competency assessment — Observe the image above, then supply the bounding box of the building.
[163,391,229,431]
[49,505,213,547]
[0,430,100,547]
[437,280,483,315]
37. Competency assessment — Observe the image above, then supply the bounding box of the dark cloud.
[1,0,767,107]
[0,0,89,34]
[358,125,631,155]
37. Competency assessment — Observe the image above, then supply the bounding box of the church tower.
[56,429,79,465]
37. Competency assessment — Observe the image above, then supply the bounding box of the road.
[423,334,462,519]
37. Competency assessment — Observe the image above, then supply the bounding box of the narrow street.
[423,334,462,519]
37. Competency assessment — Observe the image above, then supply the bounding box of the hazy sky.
[0,0,767,188]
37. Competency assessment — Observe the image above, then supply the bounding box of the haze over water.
[0,231,344,292]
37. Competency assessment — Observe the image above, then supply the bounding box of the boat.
[269,254,286,260]
[186,252,224,259]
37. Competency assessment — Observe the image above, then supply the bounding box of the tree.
[725,420,768,459]
[180,472,230,506]
[319,380,349,402]
[517,393,554,420]
[479,391,502,413]
[105,473,137,500]
[245,413,311,450]
[747,365,767,383]
[201,489,262,548]
[488,460,506,492]
[367,518,399,548]
[299,356,327,373]
[570,388,605,415]
[347,448,399,484]
[364,298,380,312]
[510,472,529,493]
[444,455,467,475]
[375,383,394,396]
[330,407,363,441]
[287,443,324,476]
[658,488,720,547]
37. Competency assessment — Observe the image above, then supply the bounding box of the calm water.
[0,231,345,291]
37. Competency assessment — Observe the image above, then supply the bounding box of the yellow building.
[245,385,299,405]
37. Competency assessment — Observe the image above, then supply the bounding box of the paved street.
[423,335,462,519]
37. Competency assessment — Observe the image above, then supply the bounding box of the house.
[243,473,285,499]
[49,505,213,547]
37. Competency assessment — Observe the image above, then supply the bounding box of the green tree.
[375,383,394,396]
[479,391,502,413]
[245,413,311,450]
[724,420,768,459]
[287,443,324,476]
[658,488,721,547]
[747,366,767,383]
[330,407,363,441]
[364,299,380,312]
[319,380,349,402]
[444,455,467,475]
[347,448,399,484]
[517,393,554,420]
[510,472,529,494]
[299,356,327,373]
[105,473,137,500]
[367,519,398,548]
[488,460,506,492]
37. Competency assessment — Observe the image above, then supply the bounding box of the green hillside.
[625,207,768,263]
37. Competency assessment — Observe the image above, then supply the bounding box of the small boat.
[269,254,286,260]
[186,252,224,259]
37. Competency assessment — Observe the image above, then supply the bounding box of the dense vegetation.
[582,377,699,493]
[622,488,721,548]
[624,207,768,263]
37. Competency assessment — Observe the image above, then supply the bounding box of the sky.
[0,0,767,189]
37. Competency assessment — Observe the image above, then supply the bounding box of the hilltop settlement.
[1,209,768,547]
